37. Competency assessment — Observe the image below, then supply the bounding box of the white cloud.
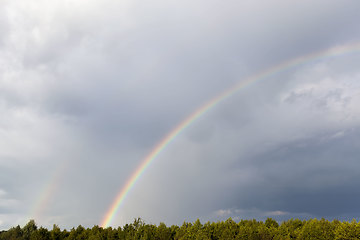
[212,208,299,221]
[215,209,233,217]
[264,211,289,217]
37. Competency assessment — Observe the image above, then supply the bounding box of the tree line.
[1,217,360,240]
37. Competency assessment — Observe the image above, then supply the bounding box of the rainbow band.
[101,42,360,228]
[29,161,68,222]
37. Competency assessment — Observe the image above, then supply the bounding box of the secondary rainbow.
[29,161,68,222]
[101,41,360,227]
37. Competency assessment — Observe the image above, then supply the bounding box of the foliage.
[1,218,360,240]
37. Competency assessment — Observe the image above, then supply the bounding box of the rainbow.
[29,161,68,223]
[101,41,360,227]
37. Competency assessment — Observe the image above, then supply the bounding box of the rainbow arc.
[99,41,360,227]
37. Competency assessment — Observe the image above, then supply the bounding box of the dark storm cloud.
[228,129,360,216]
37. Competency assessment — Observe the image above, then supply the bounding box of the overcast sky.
[1,0,360,230]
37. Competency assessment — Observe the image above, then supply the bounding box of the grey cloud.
[123,58,360,226]
[1,0,360,230]
[231,129,360,213]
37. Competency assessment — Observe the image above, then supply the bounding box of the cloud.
[211,208,301,222]
[123,56,360,225]
[0,0,360,229]
[215,209,233,217]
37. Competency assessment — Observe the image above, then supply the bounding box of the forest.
[1,218,360,240]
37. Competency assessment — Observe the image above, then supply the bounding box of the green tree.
[298,218,335,240]
[22,220,37,240]
[174,222,191,240]
[335,219,360,240]
[50,224,62,240]
[275,218,304,240]
[0,225,23,240]
[30,227,50,240]
[156,222,172,240]
[265,218,279,229]
[220,218,239,240]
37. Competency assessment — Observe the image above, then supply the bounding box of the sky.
[1,0,360,230]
